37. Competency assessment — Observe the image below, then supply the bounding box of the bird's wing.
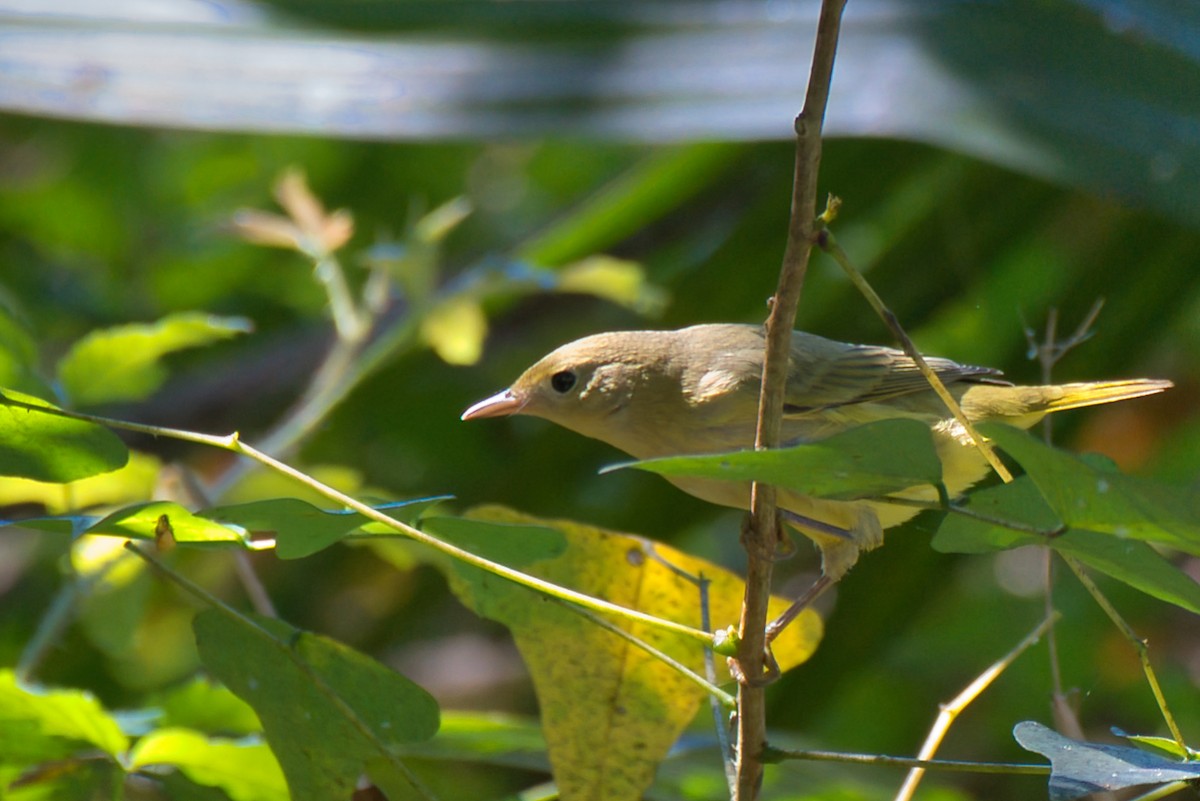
[783,335,1007,414]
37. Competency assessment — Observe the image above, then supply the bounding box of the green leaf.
[0,389,128,482]
[89,502,244,544]
[192,609,439,801]
[0,309,51,398]
[983,424,1200,554]
[129,729,288,801]
[556,256,668,316]
[151,678,262,737]
[202,496,450,559]
[1014,721,1200,800]
[932,476,1200,614]
[56,312,251,407]
[617,419,943,500]
[0,669,128,761]
[932,477,1058,554]
[419,516,567,566]
[1052,530,1200,615]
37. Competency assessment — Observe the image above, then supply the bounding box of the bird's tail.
[1041,379,1174,413]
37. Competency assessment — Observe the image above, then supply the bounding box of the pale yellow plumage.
[463,324,1171,579]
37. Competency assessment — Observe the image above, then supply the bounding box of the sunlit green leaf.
[56,312,251,407]
[557,256,668,316]
[0,389,128,482]
[89,502,244,544]
[419,296,487,366]
[193,610,439,801]
[618,419,942,499]
[130,729,287,801]
[202,496,450,559]
[150,678,262,737]
[0,670,128,760]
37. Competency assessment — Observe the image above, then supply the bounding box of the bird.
[462,323,1171,583]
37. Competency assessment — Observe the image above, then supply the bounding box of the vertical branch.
[735,1,847,798]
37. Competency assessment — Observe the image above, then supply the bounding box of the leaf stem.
[894,611,1059,801]
[815,223,1012,484]
[1060,554,1187,750]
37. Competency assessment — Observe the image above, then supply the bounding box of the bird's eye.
[550,370,577,394]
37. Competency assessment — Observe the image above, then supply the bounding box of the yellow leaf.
[438,506,822,801]
[419,297,487,365]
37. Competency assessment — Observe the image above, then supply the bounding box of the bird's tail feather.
[1044,379,1173,413]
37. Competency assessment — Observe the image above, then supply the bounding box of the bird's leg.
[765,573,836,643]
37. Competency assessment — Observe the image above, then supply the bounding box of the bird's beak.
[461,388,526,421]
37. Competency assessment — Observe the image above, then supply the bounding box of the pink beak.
[461,388,526,420]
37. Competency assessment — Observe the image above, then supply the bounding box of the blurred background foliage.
[1,0,1198,798]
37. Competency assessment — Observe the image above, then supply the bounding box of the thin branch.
[894,612,1059,801]
[816,221,1011,483]
[1060,555,1187,750]
[737,1,847,798]
[767,749,1049,776]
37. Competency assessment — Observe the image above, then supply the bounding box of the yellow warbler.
[462,324,1170,579]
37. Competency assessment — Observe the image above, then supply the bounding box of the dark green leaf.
[0,389,128,482]
[616,419,942,500]
[57,312,251,407]
[983,424,1200,553]
[193,610,439,801]
[1053,530,1200,615]
[932,476,1060,554]
[1014,721,1200,801]
[202,496,450,559]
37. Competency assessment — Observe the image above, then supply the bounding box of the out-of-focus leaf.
[0,451,160,514]
[392,711,548,774]
[0,309,51,398]
[56,312,252,407]
[129,729,288,801]
[1014,721,1200,801]
[983,424,1200,553]
[193,609,439,801]
[618,419,942,500]
[202,496,449,559]
[419,296,487,366]
[429,506,822,801]
[71,536,153,656]
[150,678,262,737]
[557,256,668,316]
[4,2,1199,227]
[0,389,129,482]
[0,670,128,760]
